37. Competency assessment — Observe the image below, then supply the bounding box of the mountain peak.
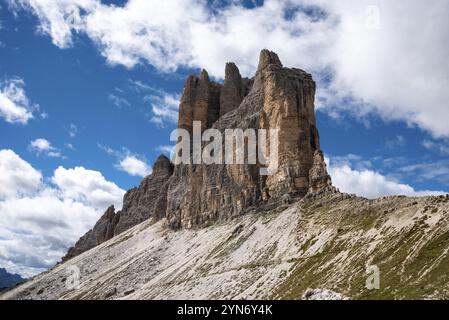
[257,49,283,71]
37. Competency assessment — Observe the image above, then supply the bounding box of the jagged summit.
[167,49,334,228]
[153,154,173,173]
[62,49,334,259]
[257,49,283,71]
[219,62,246,117]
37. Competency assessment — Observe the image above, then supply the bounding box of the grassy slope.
[272,194,449,300]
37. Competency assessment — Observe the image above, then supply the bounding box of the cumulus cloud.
[0,193,100,276]
[0,149,125,277]
[0,149,42,200]
[98,144,152,177]
[326,156,446,199]
[0,78,35,124]
[8,0,449,137]
[29,138,62,158]
[116,155,152,177]
[52,166,125,209]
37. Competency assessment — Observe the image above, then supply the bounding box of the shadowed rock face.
[219,62,253,117]
[114,155,174,234]
[166,49,333,228]
[62,49,333,260]
[62,155,173,262]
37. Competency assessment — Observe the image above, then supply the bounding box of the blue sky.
[1,0,448,276]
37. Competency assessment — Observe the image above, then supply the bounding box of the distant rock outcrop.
[63,49,334,260]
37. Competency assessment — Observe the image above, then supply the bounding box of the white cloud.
[0,149,125,277]
[9,0,449,137]
[326,156,446,199]
[0,193,100,277]
[311,0,449,139]
[29,138,62,158]
[0,149,42,200]
[146,91,180,126]
[117,155,152,177]
[52,166,125,210]
[128,80,180,127]
[7,0,95,48]
[98,144,152,177]
[0,78,34,124]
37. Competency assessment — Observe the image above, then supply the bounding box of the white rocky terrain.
[2,193,449,300]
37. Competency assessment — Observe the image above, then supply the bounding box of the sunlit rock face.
[63,49,334,260]
[166,49,333,229]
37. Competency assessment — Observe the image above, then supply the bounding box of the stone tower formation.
[62,50,334,261]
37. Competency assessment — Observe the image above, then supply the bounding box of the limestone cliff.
[166,49,333,228]
[62,49,333,259]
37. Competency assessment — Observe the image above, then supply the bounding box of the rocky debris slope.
[63,49,334,260]
[62,155,173,261]
[3,193,449,300]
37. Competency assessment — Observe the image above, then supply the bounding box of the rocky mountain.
[0,268,23,290]
[2,50,449,300]
[62,49,334,261]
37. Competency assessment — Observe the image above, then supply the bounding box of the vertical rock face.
[308,150,333,194]
[219,62,253,117]
[63,49,333,260]
[62,155,173,261]
[178,70,221,133]
[166,49,333,229]
[256,51,320,198]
